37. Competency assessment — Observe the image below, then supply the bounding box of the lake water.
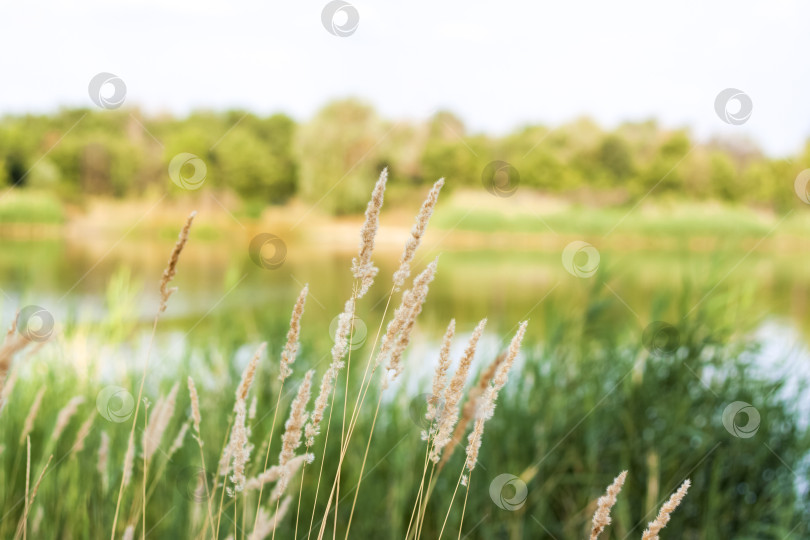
[3,231,809,389]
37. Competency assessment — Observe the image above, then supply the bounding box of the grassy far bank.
[4,188,810,243]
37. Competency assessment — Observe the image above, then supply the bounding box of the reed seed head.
[430,318,487,463]
[277,370,313,496]
[589,471,628,540]
[19,387,46,446]
[249,496,292,540]
[70,412,96,454]
[352,168,387,298]
[426,319,456,425]
[280,286,308,382]
[143,382,179,462]
[237,342,266,402]
[98,431,110,492]
[385,258,439,385]
[392,178,444,291]
[122,435,134,487]
[438,352,505,468]
[245,454,311,490]
[52,395,85,443]
[159,211,196,314]
[463,321,528,473]
[227,397,252,493]
[642,479,691,540]
[187,376,201,435]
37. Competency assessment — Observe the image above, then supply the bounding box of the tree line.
[1,99,808,214]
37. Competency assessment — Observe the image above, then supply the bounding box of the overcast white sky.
[0,0,808,156]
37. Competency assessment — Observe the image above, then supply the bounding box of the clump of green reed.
[1,172,808,539]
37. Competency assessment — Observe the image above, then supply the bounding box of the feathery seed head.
[392,178,444,291]
[430,318,487,463]
[280,286,308,382]
[642,479,691,540]
[277,370,314,496]
[237,342,266,402]
[187,376,201,435]
[159,211,196,314]
[52,395,85,443]
[426,319,456,424]
[385,258,439,384]
[352,168,387,298]
[589,470,628,540]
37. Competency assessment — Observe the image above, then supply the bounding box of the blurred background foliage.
[1,99,808,217]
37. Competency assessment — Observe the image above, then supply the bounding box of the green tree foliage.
[420,111,483,188]
[295,99,386,214]
[214,113,297,203]
[0,103,808,213]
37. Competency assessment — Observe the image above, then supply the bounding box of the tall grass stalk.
[110,211,195,539]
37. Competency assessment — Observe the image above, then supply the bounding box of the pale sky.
[1,0,808,156]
